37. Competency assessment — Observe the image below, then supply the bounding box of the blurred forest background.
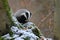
[1,0,60,40]
[8,0,54,38]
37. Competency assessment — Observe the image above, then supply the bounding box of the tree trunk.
[54,0,60,40]
[0,0,7,35]
[0,0,11,36]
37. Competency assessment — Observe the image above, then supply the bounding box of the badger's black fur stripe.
[16,15,27,24]
[25,12,32,19]
[25,12,28,19]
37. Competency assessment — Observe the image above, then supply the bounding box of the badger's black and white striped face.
[14,9,32,24]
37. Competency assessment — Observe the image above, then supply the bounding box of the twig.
[38,10,52,27]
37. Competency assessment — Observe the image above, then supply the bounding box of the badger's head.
[14,9,32,24]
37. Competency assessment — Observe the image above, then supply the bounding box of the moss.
[2,0,14,26]
[24,37,30,40]
[32,27,41,38]
[31,24,42,38]
[1,0,24,28]
[9,30,13,37]
[10,38,15,40]
[0,36,4,40]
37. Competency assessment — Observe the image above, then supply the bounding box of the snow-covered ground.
[2,26,53,40]
[2,26,39,40]
[2,16,53,40]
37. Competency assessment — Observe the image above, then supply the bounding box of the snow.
[1,16,51,40]
[11,26,19,33]
[2,26,39,40]
[2,33,12,39]
[12,34,19,38]
[40,36,47,40]
[14,37,24,40]
[46,38,53,40]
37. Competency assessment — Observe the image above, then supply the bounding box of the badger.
[14,9,46,40]
[14,9,32,24]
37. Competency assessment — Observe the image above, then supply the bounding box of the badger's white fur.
[14,9,31,20]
